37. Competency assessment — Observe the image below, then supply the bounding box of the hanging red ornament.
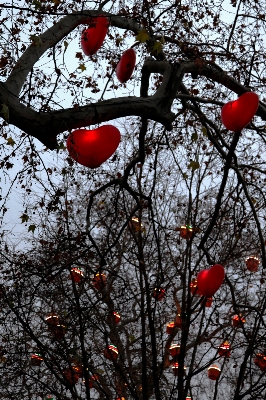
[171,362,186,376]
[232,314,246,328]
[113,311,121,324]
[254,353,266,372]
[104,344,119,361]
[197,264,225,297]
[180,225,193,239]
[30,353,44,366]
[81,16,108,56]
[169,343,180,357]
[190,278,200,295]
[69,267,84,283]
[245,256,260,272]
[92,273,107,291]
[153,287,166,301]
[208,364,221,380]
[116,48,136,83]
[221,92,259,132]
[218,342,231,358]
[67,125,120,168]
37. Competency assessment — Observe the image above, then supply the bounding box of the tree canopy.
[1,0,266,399]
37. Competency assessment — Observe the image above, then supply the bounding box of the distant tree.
[1,1,266,400]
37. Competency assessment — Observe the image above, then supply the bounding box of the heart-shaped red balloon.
[66,125,120,168]
[81,16,108,56]
[197,264,225,297]
[221,92,259,132]
[116,48,136,83]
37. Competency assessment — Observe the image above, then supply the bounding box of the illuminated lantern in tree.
[180,225,193,239]
[208,364,221,380]
[92,273,107,290]
[45,313,60,328]
[254,353,266,371]
[113,311,121,324]
[45,313,66,339]
[129,216,145,233]
[153,287,166,301]
[190,278,199,295]
[218,342,231,358]
[30,353,44,366]
[197,264,225,297]
[81,16,109,56]
[45,396,54,400]
[171,362,186,376]
[72,365,83,379]
[69,267,84,283]
[205,297,213,307]
[221,92,259,132]
[104,344,119,361]
[116,48,136,83]
[169,343,180,357]
[67,125,121,169]
[232,314,246,328]
[166,321,175,334]
[63,367,79,386]
[245,256,260,272]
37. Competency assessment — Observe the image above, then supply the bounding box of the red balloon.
[116,48,136,83]
[221,92,259,132]
[197,264,225,297]
[66,125,120,168]
[81,16,108,56]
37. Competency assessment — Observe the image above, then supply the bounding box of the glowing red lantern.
[205,297,213,307]
[218,342,231,358]
[113,311,121,324]
[104,344,119,361]
[166,321,175,334]
[81,16,108,56]
[190,278,199,295]
[232,314,246,328]
[208,364,221,380]
[221,92,259,132]
[245,256,260,272]
[172,362,186,376]
[45,313,60,328]
[67,125,121,169]
[129,217,145,233]
[69,267,84,283]
[72,365,83,379]
[63,367,79,386]
[197,264,225,297]
[92,273,107,291]
[169,343,180,357]
[180,225,193,239]
[31,353,44,366]
[153,287,166,301]
[254,353,266,372]
[45,314,66,339]
[116,48,136,83]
